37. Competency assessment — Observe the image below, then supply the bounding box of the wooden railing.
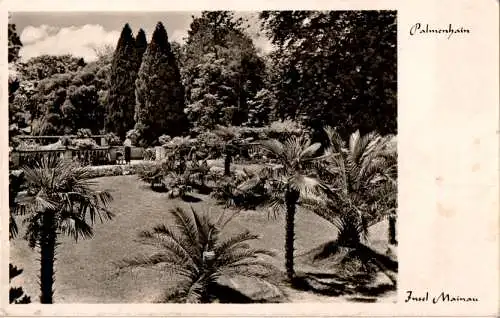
[11,145,148,169]
[17,135,108,146]
[16,149,67,167]
[12,147,112,168]
[71,148,111,166]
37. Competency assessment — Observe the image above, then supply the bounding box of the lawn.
[10,174,394,303]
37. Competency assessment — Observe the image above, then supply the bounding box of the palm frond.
[169,207,202,255]
[256,139,285,161]
[214,230,259,256]
[299,142,322,160]
[115,253,194,279]
[138,225,198,268]
[57,212,94,242]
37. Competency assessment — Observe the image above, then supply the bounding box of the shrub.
[164,172,192,199]
[136,161,166,189]
[105,133,122,146]
[265,120,307,142]
[158,134,172,146]
[76,128,92,138]
[143,148,156,161]
[72,138,99,150]
[211,170,270,210]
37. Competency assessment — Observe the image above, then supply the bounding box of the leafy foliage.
[260,11,397,137]
[182,12,266,131]
[12,54,108,136]
[116,207,281,303]
[212,169,270,210]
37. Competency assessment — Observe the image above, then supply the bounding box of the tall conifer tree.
[106,23,140,139]
[134,22,186,146]
[135,28,147,60]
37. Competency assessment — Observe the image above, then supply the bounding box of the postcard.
[1,0,498,317]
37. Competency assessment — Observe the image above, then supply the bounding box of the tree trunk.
[285,189,300,282]
[224,151,231,176]
[388,215,397,245]
[40,212,57,304]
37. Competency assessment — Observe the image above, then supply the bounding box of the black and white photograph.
[7,10,398,304]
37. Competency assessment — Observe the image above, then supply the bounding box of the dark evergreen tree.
[134,22,186,146]
[8,23,22,63]
[135,28,147,60]
[105,23,140,139]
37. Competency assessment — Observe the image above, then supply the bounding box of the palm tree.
[9,170,24,239]
[13,156,114,303]
[306,126,397,248]
[241,135,331,282]
[116,207,281,303]
[213,125,244,176]
[9,171,31,304]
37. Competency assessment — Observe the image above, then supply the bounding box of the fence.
[12,147,111,168]
[17,135,108,146]
[11,146,147,169]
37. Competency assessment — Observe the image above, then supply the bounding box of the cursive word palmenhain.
[405,290,479,304]
[409,23,470,39]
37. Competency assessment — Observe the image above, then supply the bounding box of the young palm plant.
[307,126,397,248]
[116,207,281,303]
[240,135,332,282]
[13,156,114,303]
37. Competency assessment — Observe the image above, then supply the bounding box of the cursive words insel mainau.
[405,290,479,304]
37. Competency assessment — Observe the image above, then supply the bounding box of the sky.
[10,11,273,62]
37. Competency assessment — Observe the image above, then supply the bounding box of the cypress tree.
[105,23,140,139]
[134,22,186,146]
[135,28,147,60]
[8,23,23,63]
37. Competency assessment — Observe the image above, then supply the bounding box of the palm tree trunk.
[40,212,57,304]
[388,215,397,245]
[285,189,299,282]
[224,151,231,176]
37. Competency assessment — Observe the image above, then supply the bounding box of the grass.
[10,174,395,303]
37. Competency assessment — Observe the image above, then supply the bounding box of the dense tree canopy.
[134,22,187,146]
[260,10,397,138]
[8,11,397,147]
[182,12,266,132]
[10,54,110,137]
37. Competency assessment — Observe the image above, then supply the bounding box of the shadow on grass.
[292,241,398,300]
[191,184,213,195]
[181,194,203,203]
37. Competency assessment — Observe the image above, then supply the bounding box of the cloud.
[20,24,59,44]
[20,24,121,62]
[18,20,272,63]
